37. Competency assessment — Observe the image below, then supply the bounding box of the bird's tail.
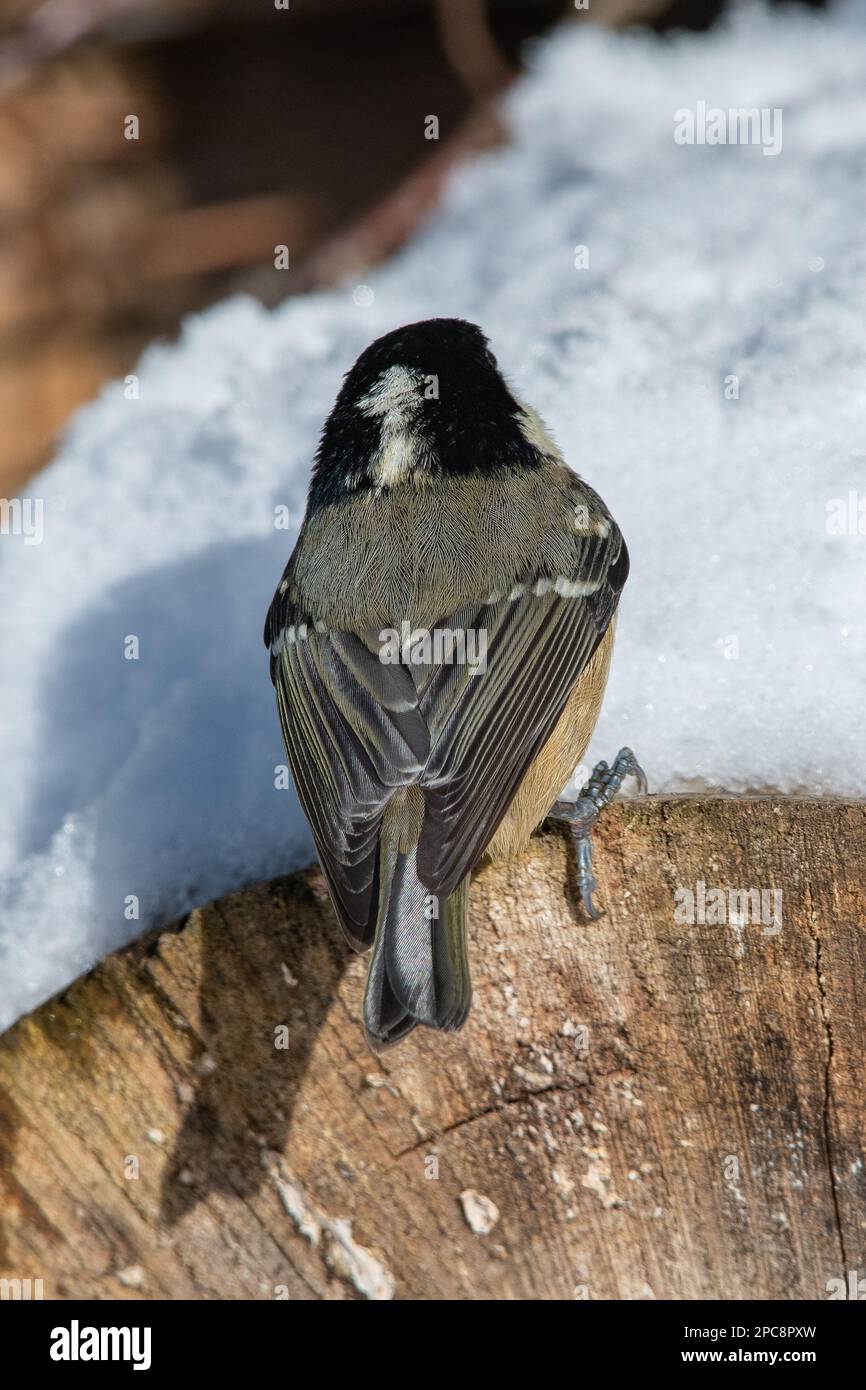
[363,789,471,1049]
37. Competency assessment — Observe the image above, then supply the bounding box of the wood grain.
[0,796,863,1300]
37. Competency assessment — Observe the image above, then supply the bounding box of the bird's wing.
[265,517,628,942]
[265,596,428,949]
[414,523,628,898]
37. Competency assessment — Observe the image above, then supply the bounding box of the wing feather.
[269,612,425,947]
[265,507,628,945]
[415,531,627,895]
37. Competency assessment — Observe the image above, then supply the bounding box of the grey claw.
[617,747,648,795]
[548,747,646,923]
[579,879,604,920]
[575,829,604,920]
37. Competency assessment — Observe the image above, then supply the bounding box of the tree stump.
[0,796,864,1300]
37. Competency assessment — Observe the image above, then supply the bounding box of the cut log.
[0,796,864,1300]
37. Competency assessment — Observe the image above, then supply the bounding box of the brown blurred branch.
[0,1,192,97]
[434,0,514,98]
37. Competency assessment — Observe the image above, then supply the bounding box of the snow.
[1,3,865,1030]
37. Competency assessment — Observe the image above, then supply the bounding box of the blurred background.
[0,0,826,501]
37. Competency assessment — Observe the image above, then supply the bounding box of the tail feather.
[363,803,470,1049]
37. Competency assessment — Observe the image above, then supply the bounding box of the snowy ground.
[1,3,864,1029]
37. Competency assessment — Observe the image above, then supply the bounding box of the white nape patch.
[357,365,423,420]
[358,365,426,489]
[375,432,419,488]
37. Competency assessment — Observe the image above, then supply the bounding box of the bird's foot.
[548,747,648,920]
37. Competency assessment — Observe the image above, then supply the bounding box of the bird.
[264,317,644,1050]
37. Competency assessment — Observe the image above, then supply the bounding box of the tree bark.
[0,796,864,1300]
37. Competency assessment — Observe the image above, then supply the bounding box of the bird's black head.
[307,318,551,512]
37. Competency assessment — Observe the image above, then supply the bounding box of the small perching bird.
[265,319,644,1049]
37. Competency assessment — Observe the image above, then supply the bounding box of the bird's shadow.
[13,526,351,1219]
[158,877,351,1225]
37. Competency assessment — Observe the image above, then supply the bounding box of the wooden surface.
[0,796,864,1300]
